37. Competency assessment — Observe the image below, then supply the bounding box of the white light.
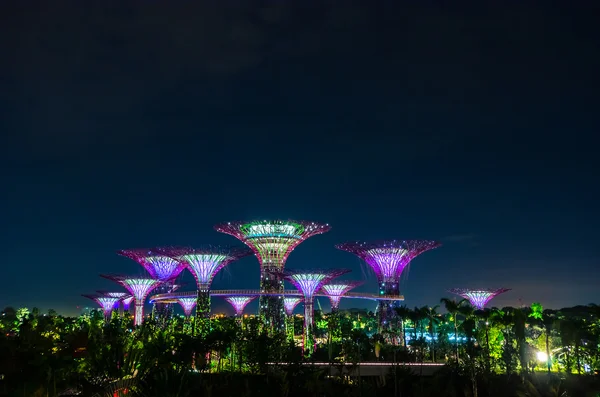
[536,351,548,362]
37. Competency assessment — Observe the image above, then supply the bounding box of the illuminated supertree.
[82,294,121,321]
[336,240,440,328]
[100,275,162,326]
[177,297,198,317]
[158,246,251,335]
[283,268,350,354]
[215,220,331,332]
[321,281,364,312]
[224,296,257,317]
[122,295,134,312]
[118,248,187,322]
[283,297,303,341]
[449,288,511,309]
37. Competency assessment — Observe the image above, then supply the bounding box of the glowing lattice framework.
[215,220,331,332]
[224,296,257,316]
[117,248,186,282]
[284,268,350,354]
[177,297,198,317]
[100,275,162,326]
[82,294,121,320]
[449,288,511,309]
[122,296,134,311]
[336,240,440,330]
[283,297,303,316]
[321,281,364,311]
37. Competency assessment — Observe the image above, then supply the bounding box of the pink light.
[283,297,303,316]
[321,281,364,310]
[100,275,162,326]
[117,249,186,282]
[177,298,197,317]
[449,288,510,309]
[224,296,257,316]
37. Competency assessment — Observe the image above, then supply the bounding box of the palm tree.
[440,297,467,360]
[393,305,411,349]
[422,305,440,362]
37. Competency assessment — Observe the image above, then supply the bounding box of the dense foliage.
[1,300,600,397]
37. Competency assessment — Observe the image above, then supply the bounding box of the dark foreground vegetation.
[1,300,600,396]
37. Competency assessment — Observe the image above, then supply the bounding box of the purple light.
[177,297,198,317]
[336,240,441,284]
[117,248,186,282]
[122,296,134,311]
[159,246,251,290]
[100,275,162,326]
[283,297,303,316]
[284,268,350,354]
[224,296,257,316]
[449,288,511,309]
[321,281,364,310]
[82,294,121,320]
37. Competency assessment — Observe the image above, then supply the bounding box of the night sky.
[1,2,598,316]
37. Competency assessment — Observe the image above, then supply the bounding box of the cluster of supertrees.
[83,219,511,354]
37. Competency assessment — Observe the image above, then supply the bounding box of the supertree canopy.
[449,288,511,309]
[82,294,121,320]
[122,295,134,311]
[336,240,440,329]
[176,297,198,317]
[224,296,257,317]
[159,246,251,334]
[100,275,162,326]
[283,297,303,316]
[321,281,364,311]
[215,220,331,332]
[117,248,186,282]
[283,268,350,354]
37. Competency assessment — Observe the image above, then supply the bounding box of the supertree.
[448,288,511,309]
[224,296,257,317]
[100,275,162,326]
[321,281,364,312]
[82,294,121,321]
[118,248,187,322]
[215,220,331,332]
[283,268,350,354]
[177,297,198,317]
[336,240,440,329]
[283,296,303,341]
[158,246,252,335]
[122,295,134,312]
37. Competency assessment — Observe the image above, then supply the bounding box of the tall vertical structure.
[283,269,350,354]
[336,240,440,328]
[224,296,257,318]
[283,297,303,341]
[117,248,187,321]
[100,275,162,326]
[215,220,331,332]
[448,288,510,309]
[160,246,251,335]
[177,297,198,317]
[82,294,121,321]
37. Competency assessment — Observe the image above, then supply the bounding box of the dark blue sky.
[1,2,598,315]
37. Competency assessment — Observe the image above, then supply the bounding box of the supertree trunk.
[195,289,211,336]
[134,303,144,326]
[286,315,295,342]
[259,270,285,333]
[304,299,315,355]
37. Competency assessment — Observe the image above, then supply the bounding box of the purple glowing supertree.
[283,296,303,341]
[177,297,198,317]
[321,281,364,312]
[158,246,251,334]
[215,220,331,331]
[336,240,440,328]
[224,296,257,317]
[283,297,303,316]
[82,294,121,321]
[100,275,162,326]
[117,248,186,282]
[283,268,350,354]
[122,295,134,312]
[449,288,511,309]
